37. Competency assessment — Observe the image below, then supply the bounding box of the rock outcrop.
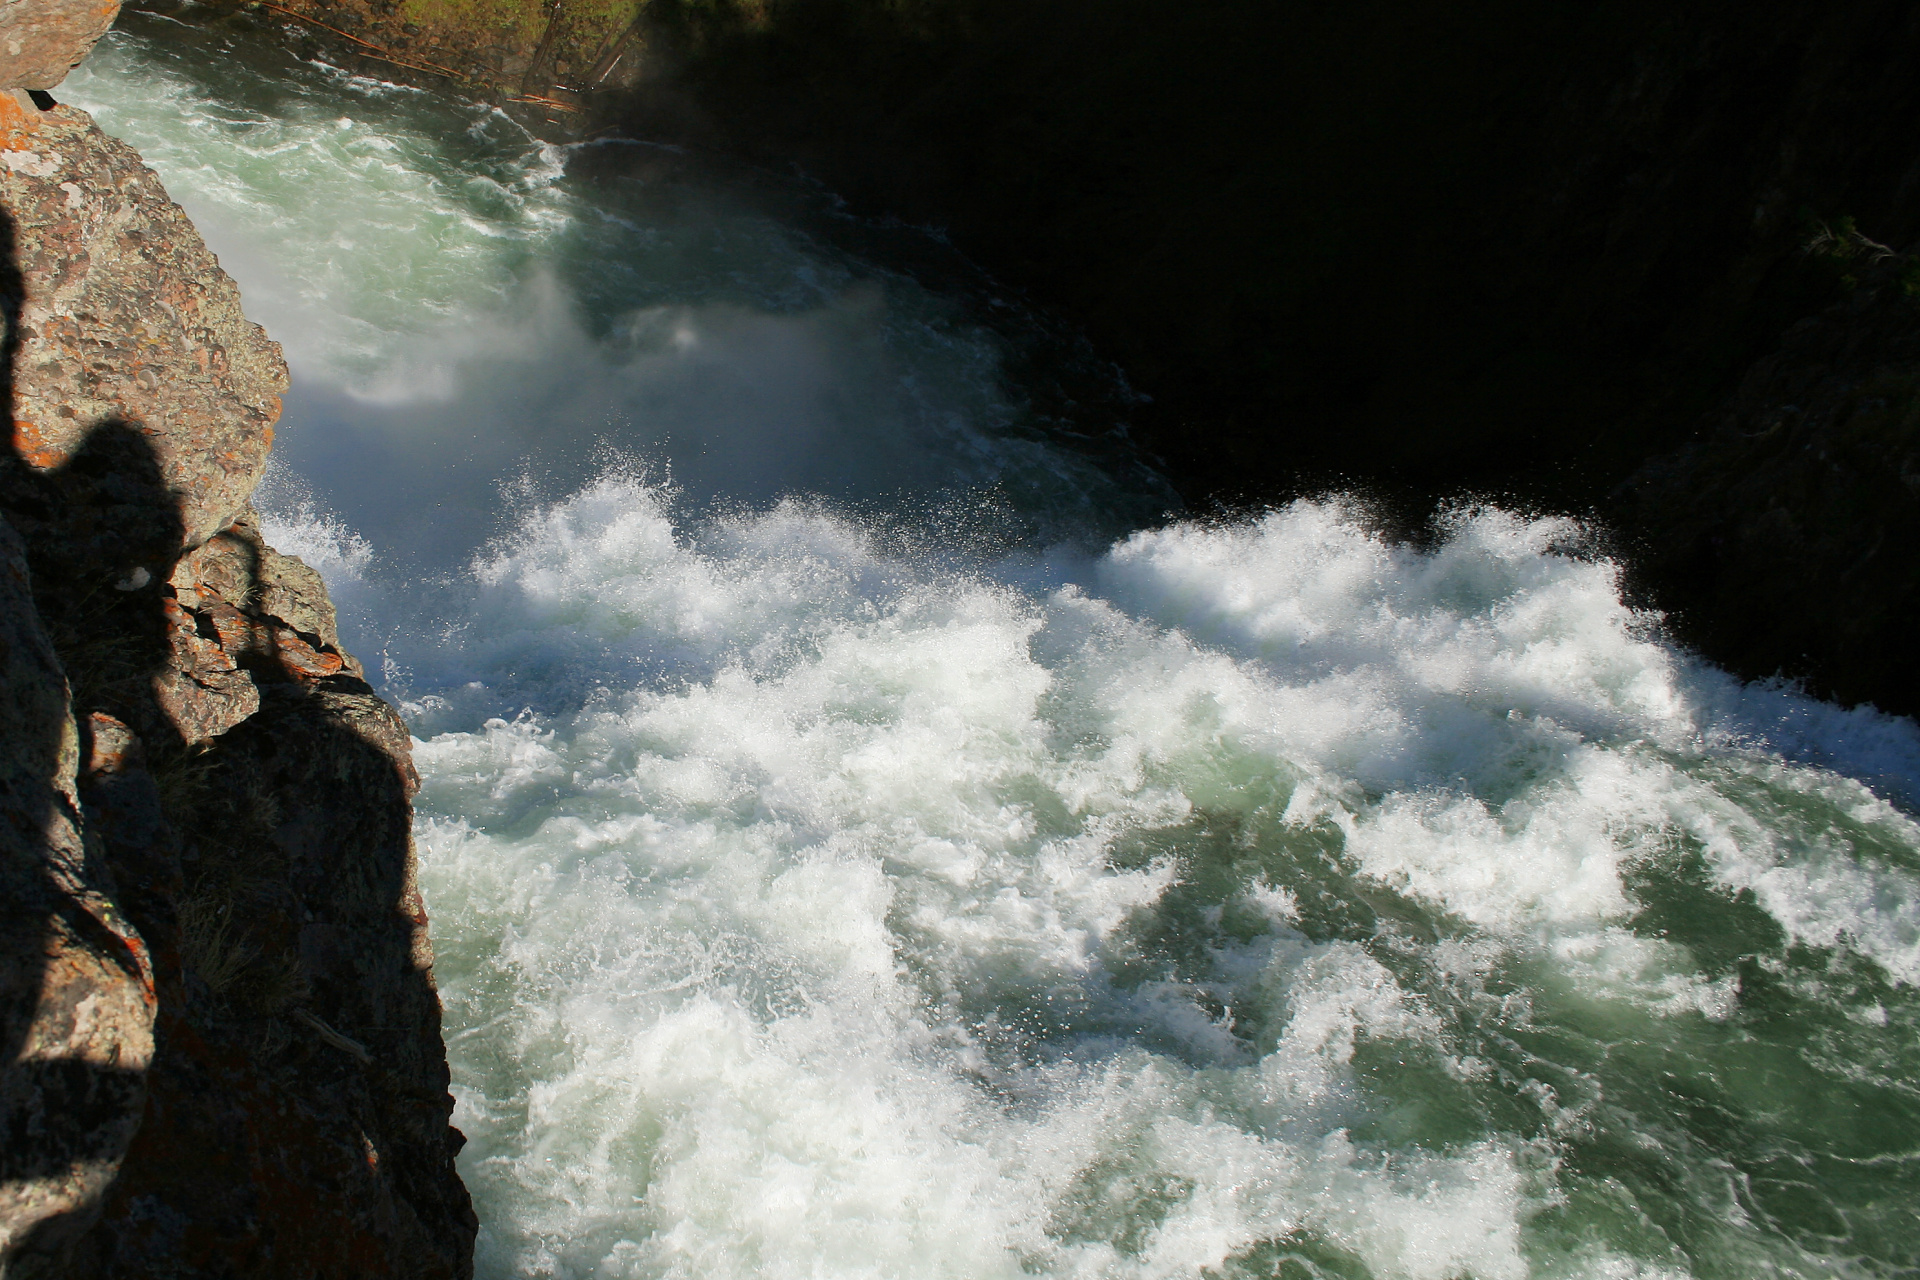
[0,0,120,90]
[0,4,474,1274]
[66,506,474,1278]
[0,89,284,564]
[0,516,155,1270]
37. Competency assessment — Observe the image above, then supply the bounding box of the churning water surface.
[66,15,1920,1280]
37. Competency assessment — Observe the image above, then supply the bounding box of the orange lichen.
[0,90,43,149]
[12,418,70,469]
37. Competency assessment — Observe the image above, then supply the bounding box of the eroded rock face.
[0,0,121,91]
[145,505,374,745]
[0,20,473,1275]
[64,513,474,1279]
[0,93,287,567]
[0,515,155,1275]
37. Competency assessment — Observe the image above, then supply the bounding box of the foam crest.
[406,481,1920,1278]
[253,463,376,587]
[1096,503,1679,762]
[1089,502,1920,978]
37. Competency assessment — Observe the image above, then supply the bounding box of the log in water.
[68,16,1920,1280]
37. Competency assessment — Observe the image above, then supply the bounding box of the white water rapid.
[64,14,1920,1280]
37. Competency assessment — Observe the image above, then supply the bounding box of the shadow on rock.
[2,182,473,1274]
[0,204,164,1275]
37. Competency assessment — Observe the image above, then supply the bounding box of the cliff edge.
[0,4,475,1274]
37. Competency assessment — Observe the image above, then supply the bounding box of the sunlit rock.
[0,0,121,92]
[0,98,286,565]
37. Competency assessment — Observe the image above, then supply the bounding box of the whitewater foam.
[385,478,1920,1279]
[69,19,1920,1274]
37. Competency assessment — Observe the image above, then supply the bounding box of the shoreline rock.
[0,6,475,1273]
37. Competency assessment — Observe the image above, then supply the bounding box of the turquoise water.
[66,16,1920,1279]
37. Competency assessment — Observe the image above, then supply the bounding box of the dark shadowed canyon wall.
[0,3,475,1273]
[159,0,1920,708]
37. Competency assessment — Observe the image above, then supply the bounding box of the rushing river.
[65,13,1920,1280]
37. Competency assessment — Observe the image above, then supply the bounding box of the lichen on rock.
[0,0,122,92]
[0,13,474,1275]
[0,514,156,1274]
[1,94,287,566]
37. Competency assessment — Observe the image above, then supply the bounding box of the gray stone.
[1,98,287,566]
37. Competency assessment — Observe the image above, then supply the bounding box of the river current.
[64,14,1920,1280]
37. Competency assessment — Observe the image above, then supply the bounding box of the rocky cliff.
[0,4,474,1274]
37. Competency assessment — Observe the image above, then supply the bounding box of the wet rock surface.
[0,30,474,1279]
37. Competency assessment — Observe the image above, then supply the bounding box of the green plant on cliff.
[393,0,642,82]
[1805,215,1899,290]
[148,739,216,818]
[1805,215,1895,262]
[1799,215,1920,301]
[176,893,258,997]
[397,0,549,52]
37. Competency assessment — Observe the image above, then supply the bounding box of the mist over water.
[69,16,1164,569]
[66,17,1920,1280]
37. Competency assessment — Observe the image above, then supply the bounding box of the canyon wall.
[0,4,474,1274]
[171,0,1920,718]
